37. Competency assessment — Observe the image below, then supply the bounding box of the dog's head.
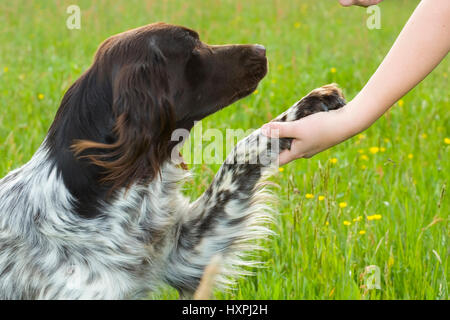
[47,23,267,196]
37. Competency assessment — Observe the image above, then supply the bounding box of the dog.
[0,22,345,299]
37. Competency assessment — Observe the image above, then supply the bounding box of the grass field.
[0,0,448,300]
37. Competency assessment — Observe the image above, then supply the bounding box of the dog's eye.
[191,48,200,57]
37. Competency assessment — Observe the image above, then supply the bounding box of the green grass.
[0,0,448,300]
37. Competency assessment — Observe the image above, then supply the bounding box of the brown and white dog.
[0,23,345,299]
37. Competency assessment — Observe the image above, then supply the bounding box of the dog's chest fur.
[0,144,192,299]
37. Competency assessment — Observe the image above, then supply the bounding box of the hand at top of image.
[339,0,384,7]
[264,0,450,166]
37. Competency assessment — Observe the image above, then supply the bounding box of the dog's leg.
[165,84,345,297]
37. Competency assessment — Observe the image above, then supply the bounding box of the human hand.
[339,0,383,7]
[261,104,358,165]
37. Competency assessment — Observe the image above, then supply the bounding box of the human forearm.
[346,0,450,133]
[262,0,450,164]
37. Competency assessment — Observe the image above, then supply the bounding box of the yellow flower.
[380,147,386,152]
[38,93,44,100]
[358,134,366,140]
[408,153,413,159]
[398,99,404,107]
[253,89,259,95]
[421,133,428,139]
[305,193,314,199]
[329,287,335,297]
[359,230,366,235]
[325,221,329,226]
[330,67,337,73]
[339,202,347,208]
[361,165,367,170]
[367,214,382,221]
[360,155,369,161]
[329,158,338,164]
[444,138,450,145]
[318,195,325,201]
[357,149,365,154]
[343,220,351,226]
[294,22,301,29]
[278,167,284,172]
[369,147,379,154]
[3,67,8,72]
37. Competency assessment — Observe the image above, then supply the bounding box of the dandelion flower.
[339,202,347,208]
[318,195,325,201]
[305,193,314,199]
[294,22,301,29]
[358,134,366,140]
[408,153,413,159]
[3,67,8,73]
[367,214,382,221]
[369,147,379,154]
[325,221,329,226]
[253,89,259,95]
[360,155,369,161]
[38,93,44,100]
[361,165,367,170]
[421,133,428,139]
[380,147,386,152]
[398,99,404,107]
[278,167,284,172]
[329,158,338,164]
[359,230,366,235]
[444,138,450,145]
[343,220,351,226]
[330,67,337,73]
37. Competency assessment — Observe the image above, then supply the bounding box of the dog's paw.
[271,84,346,152]
[273,83,346,123]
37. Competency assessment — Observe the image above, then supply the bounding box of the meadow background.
[0,0,448,299]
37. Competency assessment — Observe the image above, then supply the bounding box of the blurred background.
[0,0,448,299]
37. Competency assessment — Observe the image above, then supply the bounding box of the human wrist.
[337,102,365,139]
[343,91,384,136]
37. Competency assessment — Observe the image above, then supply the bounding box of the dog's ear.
[71,51,175,193]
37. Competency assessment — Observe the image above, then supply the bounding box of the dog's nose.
[253,44,266,57]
